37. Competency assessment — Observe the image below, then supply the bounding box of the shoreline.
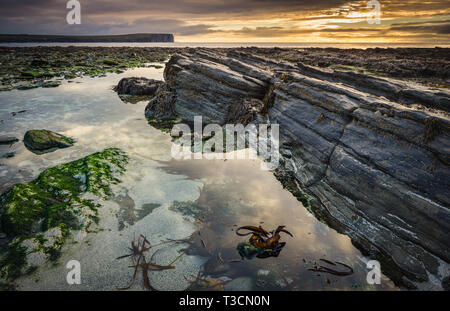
[0,46,449,92]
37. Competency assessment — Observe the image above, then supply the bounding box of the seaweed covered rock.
[24,129,74,153]
[0,148,128,281]
[114,77,163,96]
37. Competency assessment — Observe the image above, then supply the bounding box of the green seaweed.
[0,241,27,281]
[0,148,128,282]
[330,64,382,76]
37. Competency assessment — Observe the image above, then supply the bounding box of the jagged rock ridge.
[145,49,450,289]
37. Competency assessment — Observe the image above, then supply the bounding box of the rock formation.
[145,49,450,289]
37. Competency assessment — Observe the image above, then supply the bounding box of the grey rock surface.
[114,77,163,96]
[145,49,450,288]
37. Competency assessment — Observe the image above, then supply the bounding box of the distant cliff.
[0,33,174,43]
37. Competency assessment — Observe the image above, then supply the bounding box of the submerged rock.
[0,136,18,145]
[114,77,163,96]
[237,242,266,259]
[2,152,15,159]
[41,81,62,88]
[224,277,254,291]
[0,148,128,282]
[23,129,74,153]
[146,49,450,288]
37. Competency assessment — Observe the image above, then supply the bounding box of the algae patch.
[0,148,128,282]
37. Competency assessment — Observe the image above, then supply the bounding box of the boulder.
[114,77,163,96]
[24,129,74,152]
[146,49,450,288]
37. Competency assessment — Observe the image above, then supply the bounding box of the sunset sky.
[0,0,449,43]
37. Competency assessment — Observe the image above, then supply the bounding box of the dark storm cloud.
[0,0,360,36]
[390,23,450,35]
[0,0,344,35]
[0,0,350,17]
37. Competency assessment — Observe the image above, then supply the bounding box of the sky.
[0,0,449,43]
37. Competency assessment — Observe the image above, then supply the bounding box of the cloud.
[390,23,450,34]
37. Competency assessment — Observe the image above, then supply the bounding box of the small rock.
[114,77,163,96]
[24,129,75,153]
[41,81,62,88]
[0,136,19,145]
[2,152,15,158]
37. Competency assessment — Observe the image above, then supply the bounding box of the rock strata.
[145,49,450,288]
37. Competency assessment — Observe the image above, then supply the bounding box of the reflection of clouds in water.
[157,156,402,290]
[159,157,363,268]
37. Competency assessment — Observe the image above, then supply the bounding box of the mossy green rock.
[0,148,128,281]
[0,147,127,236]
[24,129,75,153]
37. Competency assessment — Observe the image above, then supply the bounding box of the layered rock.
[145,49,450,288]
